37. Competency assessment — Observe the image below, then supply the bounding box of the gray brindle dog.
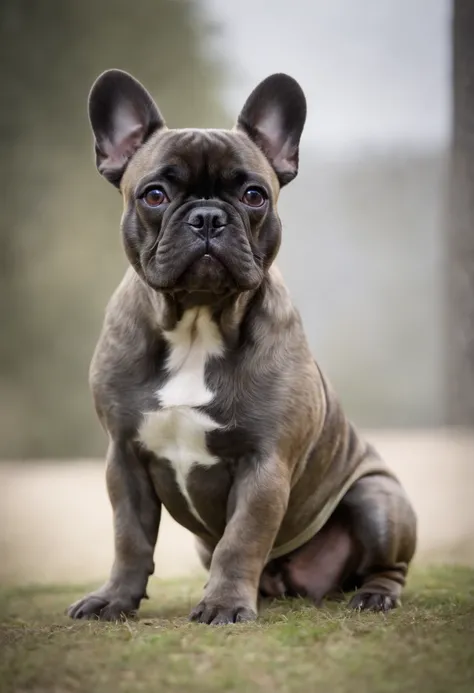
[68,70,417,625]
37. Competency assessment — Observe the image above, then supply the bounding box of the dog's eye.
[142,187,168,207]
[242,187,266,208]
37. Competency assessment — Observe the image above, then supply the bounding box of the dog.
[68,69,417,625]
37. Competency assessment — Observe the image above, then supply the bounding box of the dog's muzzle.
[146,199,262,295]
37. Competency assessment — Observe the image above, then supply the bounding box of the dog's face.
[88,70,306,302]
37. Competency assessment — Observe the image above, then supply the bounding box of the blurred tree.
[0,0,228,458]
[446,0,474,426]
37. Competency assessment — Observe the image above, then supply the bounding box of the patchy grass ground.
[1,566,473,693]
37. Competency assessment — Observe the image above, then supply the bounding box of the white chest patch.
[138,308,224,524]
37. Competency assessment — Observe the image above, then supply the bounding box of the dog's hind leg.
[342,472,417,612]
[279,506,359,604]
[279,472,416,612]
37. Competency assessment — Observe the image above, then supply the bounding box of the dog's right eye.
[142,187,169,207]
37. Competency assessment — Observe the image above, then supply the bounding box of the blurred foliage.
[0,0,228,458]
[279,149,446,429]
[0,1,453,459]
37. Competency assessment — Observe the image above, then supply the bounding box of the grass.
[0,566,473,693]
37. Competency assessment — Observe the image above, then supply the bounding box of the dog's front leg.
[190,455,291,625]
[68,441,160,621]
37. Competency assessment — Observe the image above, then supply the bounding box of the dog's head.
[88,70,306,303]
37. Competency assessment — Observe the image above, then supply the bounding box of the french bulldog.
[68,70,417,625]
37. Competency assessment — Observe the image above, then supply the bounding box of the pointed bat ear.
[88,69,165,187]
[236,73,307,186]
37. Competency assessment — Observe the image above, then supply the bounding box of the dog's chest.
[138,308,224,524]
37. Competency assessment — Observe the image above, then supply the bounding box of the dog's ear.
[236,74,306,186]
[88,70,165,187]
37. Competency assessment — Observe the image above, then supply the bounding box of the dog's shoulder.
[92,269,155,364]
[89,268,167,432]
[247,265,307,355]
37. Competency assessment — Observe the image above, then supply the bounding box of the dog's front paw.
[67,589,140,621]
[189,598,257,625]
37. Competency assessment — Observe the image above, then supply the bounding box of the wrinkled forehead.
[121,128,279,199]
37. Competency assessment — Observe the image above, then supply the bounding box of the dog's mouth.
[143,235,263,298]
[179,252,233,294]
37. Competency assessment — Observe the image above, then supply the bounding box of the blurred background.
[0,0,473,584]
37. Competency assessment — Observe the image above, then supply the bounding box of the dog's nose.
[187,207,227,238]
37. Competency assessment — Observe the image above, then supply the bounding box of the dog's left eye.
[142,187,169,207]
[242,187,266,208]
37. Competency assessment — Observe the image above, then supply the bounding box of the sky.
[202,0,451,154]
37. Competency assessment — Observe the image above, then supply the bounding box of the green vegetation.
[1,565,473,692]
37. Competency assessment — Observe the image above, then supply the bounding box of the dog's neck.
[138,263,292,350]
[144,280,261,347]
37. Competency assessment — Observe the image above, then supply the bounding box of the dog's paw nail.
[67,593,137,622]
[348,591,399,612]
[190,601,256,625]
[235,607,257,623]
